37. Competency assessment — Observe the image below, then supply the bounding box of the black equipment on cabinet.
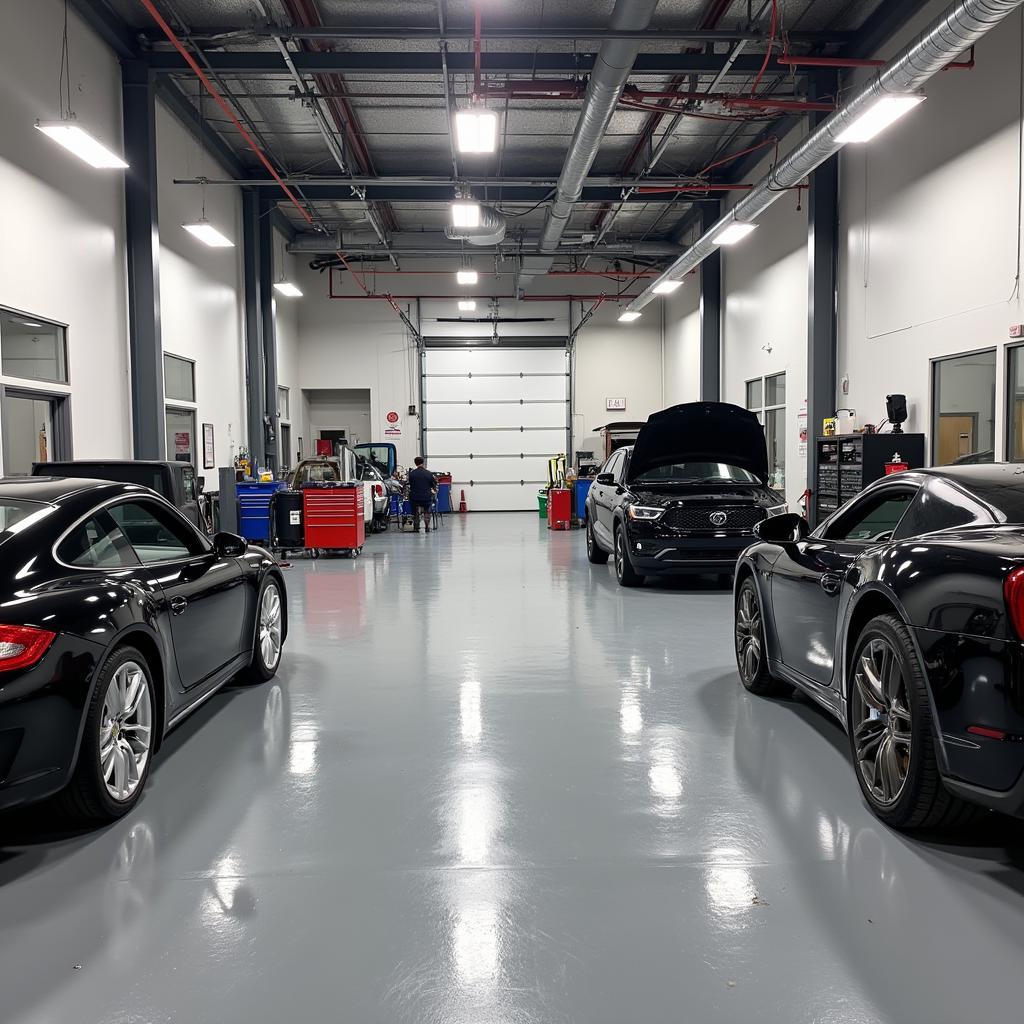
[814,432,925,522]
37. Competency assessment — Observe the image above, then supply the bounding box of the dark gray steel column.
[699,201,722,402]
[242,189,266,470]
[259,195,279,473]
[122,60,165,459]
[806,73,840,526]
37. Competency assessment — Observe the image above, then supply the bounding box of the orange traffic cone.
[459,489,468,513]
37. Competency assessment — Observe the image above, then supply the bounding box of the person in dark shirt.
[407,457,437,533]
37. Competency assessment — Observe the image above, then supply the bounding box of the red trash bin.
[547,487,571,531]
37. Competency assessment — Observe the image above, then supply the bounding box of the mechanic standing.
[408,456,437,533]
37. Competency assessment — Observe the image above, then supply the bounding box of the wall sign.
[606,397,627,411]
[202,423,215,469]
[386,411,400,424]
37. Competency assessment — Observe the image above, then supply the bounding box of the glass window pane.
[745,379,762,411]
[0,310,68,383]
[826,489,916,542]
[2,395,53,476]
[108,501,202,563]
[933,350,996,465]
[765,372,786,407]
[765,407,786,490]
[166,407,196,465]
[58,512,140,568]
[164,354,195,402]
[278,386,290,419]
[1009,347,1024,461]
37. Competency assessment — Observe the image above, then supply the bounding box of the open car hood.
[626,402,769,484]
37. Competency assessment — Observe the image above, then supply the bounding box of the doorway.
[937,413,978,465]
[1,389,70,475]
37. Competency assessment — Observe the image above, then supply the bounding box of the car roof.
[0,477,151,503]
[916,463,1024,485]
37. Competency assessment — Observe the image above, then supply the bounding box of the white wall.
[662,280,701,406]
[156,101,247,484]
[305,388,372,446]
[0,0,131,467]
[838,1,1024,460]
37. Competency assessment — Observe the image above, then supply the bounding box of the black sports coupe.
[734,463,1024,829]
[0,477,287,821]
[585,402,787,585]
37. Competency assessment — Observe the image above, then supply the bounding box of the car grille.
[661,504,765,533]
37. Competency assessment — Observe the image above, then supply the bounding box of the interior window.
[892,480,988,539]
[58,512,140,568]
[108,500,204,563]
[824,489,916,543]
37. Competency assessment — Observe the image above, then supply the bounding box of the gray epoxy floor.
[3,514,1024,1023]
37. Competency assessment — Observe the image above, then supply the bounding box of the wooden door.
[938,414,976,464]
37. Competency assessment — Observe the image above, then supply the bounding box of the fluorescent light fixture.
[35,120,128,169]
[14,320,45,328]
[458,300,477,311]
[451,202,481,228]
[834,94,925,144]
[182,218,235,248]
[457,269,479,285]
[653,279,683,295]
[455,108,498,154]
[618,311,642,323]
[274,281,303,298]
[713,221,757,246]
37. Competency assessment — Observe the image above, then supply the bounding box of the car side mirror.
[595,472,615,486]
[754,512,809,544]
[214,531,247,557]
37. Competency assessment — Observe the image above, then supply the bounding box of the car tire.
[242,576,285,684]
[847,614,985,831]
[614,525,643,587]
[60,645,156,822]
[734,577,786,696]
[586,518,609,564]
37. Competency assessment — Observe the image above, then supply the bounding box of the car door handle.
[170,597,188,615]
[820,573,842,596]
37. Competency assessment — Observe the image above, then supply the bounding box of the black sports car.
[585,402,787,585]
[0,477,287,821]
[734,463,1024,829]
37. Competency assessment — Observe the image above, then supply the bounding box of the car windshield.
[632,461,760,484]
[0,499,57,546]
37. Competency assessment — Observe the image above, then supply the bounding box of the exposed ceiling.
[87,0,921,273]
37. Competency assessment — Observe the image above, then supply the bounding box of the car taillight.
[1004,566,1024,640]
[0,625,56,672]
[374,484,383,497]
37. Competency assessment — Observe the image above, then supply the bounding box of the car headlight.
[627,505,664,521]
[765,503,789,517]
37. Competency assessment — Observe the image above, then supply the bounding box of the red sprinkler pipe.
[776,46,975,71]
[137,0,315,226]
[627,89,834,112]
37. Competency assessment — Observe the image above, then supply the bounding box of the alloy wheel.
[259,583,283,670]
[99,661,152,802]
[614,532,624,578]
[851,637,913,806]
[735,586,762,682]
[586,522,594,555]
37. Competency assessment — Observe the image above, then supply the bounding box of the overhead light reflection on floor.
[453,899,500,984]
[461,678,482,745]
[620,690,643,737]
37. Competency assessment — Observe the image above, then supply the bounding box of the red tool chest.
[302,483,365,553]
[547,487,572,530]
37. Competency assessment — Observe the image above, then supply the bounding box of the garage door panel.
[433,456,550,484]
[456,483,542,512]
[426,402,566,429]
[427,428,566,457]
[424,375,566,403]
[424,349,567,375]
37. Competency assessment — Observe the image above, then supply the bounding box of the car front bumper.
[0,635,102,812]
[624,522,752,573]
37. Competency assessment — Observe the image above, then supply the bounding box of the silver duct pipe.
[537,0,661,255]
[444,205,508,246]
[628,0,1024,313]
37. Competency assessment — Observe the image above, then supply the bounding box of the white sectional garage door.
[422,347,569,511]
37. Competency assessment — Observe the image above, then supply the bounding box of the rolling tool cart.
[237,480,286,544]
[301,482,365,557]
[270,489,304,556]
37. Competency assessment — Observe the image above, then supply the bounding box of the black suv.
[584,402,787,586]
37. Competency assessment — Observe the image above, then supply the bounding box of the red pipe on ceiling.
[775,47,975,70]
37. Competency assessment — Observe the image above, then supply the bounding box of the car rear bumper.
[912,625,1024,816]
[0,636,102,812]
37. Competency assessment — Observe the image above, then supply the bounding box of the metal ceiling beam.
[257,183,718,203]
[146,50,776,76]
[844,0,931,59]
[68,0,139,59]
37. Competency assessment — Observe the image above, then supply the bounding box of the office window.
[1007,346,1024,462]
[932,350,995,465]
[278,386,290,420]
[164,353,195,403]
[745,372,786,490]
[166,407,196,465]
[0,309,68,384]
